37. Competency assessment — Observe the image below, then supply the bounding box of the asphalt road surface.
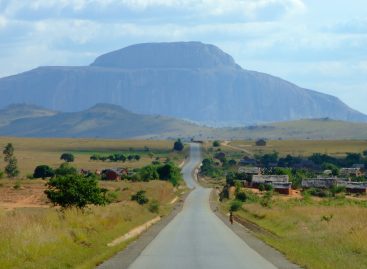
[127,143,277,269]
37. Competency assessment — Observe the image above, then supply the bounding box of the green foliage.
[230,200,243,212]
[212,140,220,147]
[5,157,19,178]
[13,180,21,190]
[234,180,242,194]
[157,162,182,186]
[260,191,273,208]
[258,183,265,191]
[0,170,3,179]
[322,163,339,176]
[236,191,247,202]
[54,163,78,176]
[131,190,149,205]
[228,159,237,166]
[330,185,345,197]
[148,200,160,213]
[257,152,278,167]
[45,174,109,209]
[3,143,19,178]
[139,165,159,181]
[264,183,273,191]
[173,139,184,151]
[363,150,367,157]
[60,153,75,162]
[201,158,223,178]
[33,165,55,179]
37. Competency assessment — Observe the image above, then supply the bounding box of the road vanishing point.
[102,143,281,269]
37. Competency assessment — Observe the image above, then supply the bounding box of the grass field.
[0,137,187,178]
[228,140,367,157]
[0,180,180,269]
[223,193,367,269]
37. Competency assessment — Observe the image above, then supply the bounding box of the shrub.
[264,183,273,191]
[148,200,160,213]
[260,191,273,208]
[157,162,182,186]
[139,165,159,181]
[230,200,243,212]
[236,192,247,202]
[45,174,109,209]
[131,190,149,205]
[60,153,74,162]
[33,165,55,179]
[54,163,78,176]
[0,170,3,179]
[212,140,220,147]
[173,139,184,151]
[258,183,265,191]
[228,159,237,166]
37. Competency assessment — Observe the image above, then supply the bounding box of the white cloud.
[0,15,7,28]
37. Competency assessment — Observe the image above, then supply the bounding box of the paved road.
[127,143,277,269]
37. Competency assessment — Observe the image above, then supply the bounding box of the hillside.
[0,103,212,139]
[0,42,365,126]
[0,104,367,139]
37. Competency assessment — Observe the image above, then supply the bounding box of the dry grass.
[232,197,367,269]
[0,180,177,269]
[229,140,367,157]
[0,137,186,178]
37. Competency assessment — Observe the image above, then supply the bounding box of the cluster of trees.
[173,139,184,151]
[34,163,78,179]
[90,153,141,162]
[137,162,182,186]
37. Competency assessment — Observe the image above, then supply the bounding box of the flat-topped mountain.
[0,41,365,125]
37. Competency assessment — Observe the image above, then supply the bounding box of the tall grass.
[235,197,367,269]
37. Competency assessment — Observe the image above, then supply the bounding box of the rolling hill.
[0,104,366,140]
[0,42,366,126]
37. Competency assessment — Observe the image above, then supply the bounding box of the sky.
[0,0,366,113]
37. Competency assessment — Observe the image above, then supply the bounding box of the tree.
[139,165,159,181]
[157,162,182,186]
[3,143,19,178]
[173,139,184,151]
[33,165,55,179]
[363,150,367,157]
[212,140,220,147]
[45,174,109,209]
[60,153,75,162]
[131,190,149,205]
[54,163,78,176]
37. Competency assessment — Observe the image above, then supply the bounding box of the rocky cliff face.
[0,41,365,125]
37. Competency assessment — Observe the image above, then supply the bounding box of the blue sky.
[0,0,366,113]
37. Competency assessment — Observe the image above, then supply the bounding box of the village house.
[238,167,261,175]
[342,181,367,194]
[271,182,293,195]
[301,177,349,189]
[101,168,128,180]
[251,175,289,186]
[339,168,364,178]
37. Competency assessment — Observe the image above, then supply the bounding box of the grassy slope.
[226,197,367,269]
[0,180,179,269]
[0,137,187,177]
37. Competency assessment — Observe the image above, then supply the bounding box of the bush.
[157,162,182,186]
[139,165,159,181]
[148,200,160,213]
[230,200,243,212]
[260,191,273,208]
[54,163,78,176]
[258,183,265,191]
[236,191,247,202]
[131,190,149,205]
[0,170,3,179]
[60,153,74,162]
[264,183,273,191]
[33,165,55,179]
[173,139,184,151]
[45,174,109,209]
[212,141,220,147]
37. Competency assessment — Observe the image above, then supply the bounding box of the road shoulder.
[209,190,302,269]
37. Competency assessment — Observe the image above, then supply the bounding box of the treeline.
[90,153,141,162]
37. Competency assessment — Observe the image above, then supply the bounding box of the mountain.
[0,104,57,127]
[0,41,366,125]
[0,104,367,140]
[0,103,211,139]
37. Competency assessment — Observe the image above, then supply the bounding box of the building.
[238,167,261,175]
[272,182,293,195]
[251,175,289,187]
[343,182,367,194]
[101,168,128,180]
[340,168,364,177]
[301,177,348,189]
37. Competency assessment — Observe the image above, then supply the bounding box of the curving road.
[127,143,277,269]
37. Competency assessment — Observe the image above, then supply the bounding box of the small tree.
[213,140,220,147]
[45,174,109,209]
[173,139,184,151]
[131,190,149,205]
[33,165,55,179]
[3,143,19,178]
[60,153,75,162]
[54,163,78,176]
[230,200,243,212]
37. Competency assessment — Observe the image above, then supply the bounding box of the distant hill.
[0,104,367,140]
[0,103,212,139]
[0,104,57,127]
[0,41,366,126]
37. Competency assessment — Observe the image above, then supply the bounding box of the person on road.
[229,211,234,225]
